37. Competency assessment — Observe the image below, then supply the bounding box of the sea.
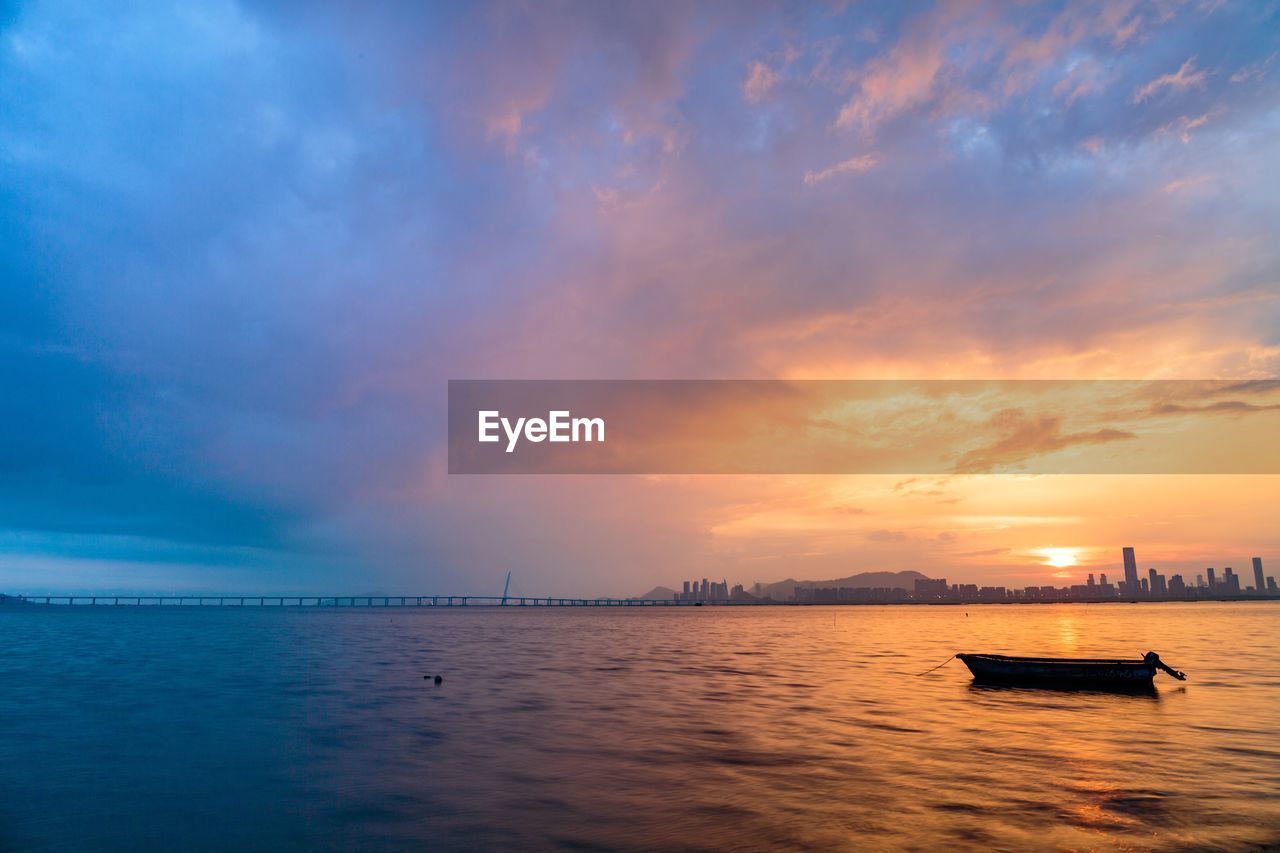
[1,602,1277,851]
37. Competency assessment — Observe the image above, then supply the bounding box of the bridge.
[1,594,701,607]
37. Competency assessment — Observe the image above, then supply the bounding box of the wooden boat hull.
[957,653,1157,687]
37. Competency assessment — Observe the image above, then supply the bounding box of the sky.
[2,0,1279,596]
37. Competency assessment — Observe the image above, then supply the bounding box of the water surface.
[2,603,1277,850]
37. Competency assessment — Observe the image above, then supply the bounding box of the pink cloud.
[1133,57,1209,103]
[834,21,948,136]
[743,60,777,104]
[803,153,879,185]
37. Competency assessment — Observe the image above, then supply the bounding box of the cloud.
[955,547,1010,558]
[743,60,777,103]
[828,2,1173,143]
[1167,112,1210,143]
[833,15,948,136]
[1133,57,1209,103]
[1163,174,1211,193]
[1112,14,1142,47]
[1218,380,1280,396]
[802,153,879,185]
[1149,400,1280,415]
[954,411,1136,474]
[1230,52,1276,83]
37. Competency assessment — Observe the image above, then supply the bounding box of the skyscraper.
[1207,567,1216,591]
[1254,557,1266,596]
[1122,547,1139,598]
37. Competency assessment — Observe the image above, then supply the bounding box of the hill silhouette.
[755,571,928,601]
[635,585,678,600]
[634,572,930,601]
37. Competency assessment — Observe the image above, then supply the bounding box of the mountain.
[755,571,929,601]
[634,585,678,600]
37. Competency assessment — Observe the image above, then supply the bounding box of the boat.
[956,651,1186,688]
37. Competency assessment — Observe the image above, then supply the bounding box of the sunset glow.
[1036,548,1083,570]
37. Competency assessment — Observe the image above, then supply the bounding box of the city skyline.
[667,548,1276,605]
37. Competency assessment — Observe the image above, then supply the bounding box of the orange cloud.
[953,412,1135,474]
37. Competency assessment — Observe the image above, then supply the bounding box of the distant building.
[914,578,948,601]
[1254,557,1266,596]
[676,578,729,602]
[796,586,908,603]
[1206,568,1216,592]
[978,586,1007,602]
[1122,547,1140,599]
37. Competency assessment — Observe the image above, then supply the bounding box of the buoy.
[434,674,443,685]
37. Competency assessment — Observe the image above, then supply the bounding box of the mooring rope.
[916,654,957,676]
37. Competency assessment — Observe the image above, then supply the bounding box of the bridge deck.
[0,595,705,607]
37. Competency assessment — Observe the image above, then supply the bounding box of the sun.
[1035,547,1081,569]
